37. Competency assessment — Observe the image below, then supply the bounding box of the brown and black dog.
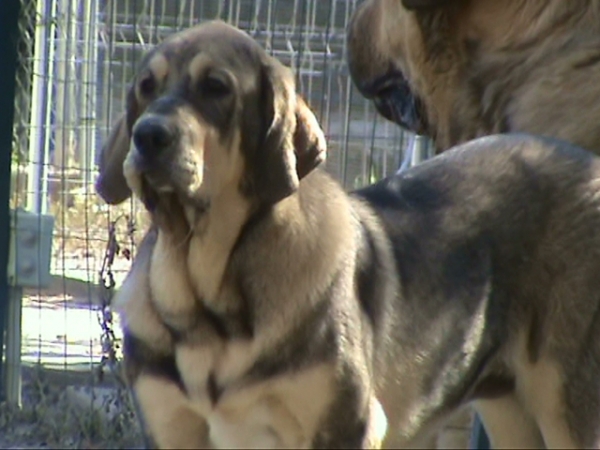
[347,0,600,154]
[97,19,600,449]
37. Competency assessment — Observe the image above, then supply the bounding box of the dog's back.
[353,133,600,447]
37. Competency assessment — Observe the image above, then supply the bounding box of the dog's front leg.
[114,230,210,449]
[132,372,209,449]
[123,333,211,449]
[312,374,388,449]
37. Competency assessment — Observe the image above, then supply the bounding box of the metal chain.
[96,214,136,385]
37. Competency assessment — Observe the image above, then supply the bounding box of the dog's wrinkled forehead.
[139,21,266,94]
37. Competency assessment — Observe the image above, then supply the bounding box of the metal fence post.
[410,134,435,165]
[0,0,22,401]
[470,414,491,449]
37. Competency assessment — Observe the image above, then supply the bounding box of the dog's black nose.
[132,117,174,158]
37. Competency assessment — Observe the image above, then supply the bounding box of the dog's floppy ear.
[95,113,133,205]
[95,77,146,205]
[254,61,326,204]
[294,96,327,179]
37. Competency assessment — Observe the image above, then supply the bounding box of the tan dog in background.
[347,0,600,153]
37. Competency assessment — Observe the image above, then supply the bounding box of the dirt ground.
[0,365,144,449]
[2,185,146,449]
[0,289,140,448]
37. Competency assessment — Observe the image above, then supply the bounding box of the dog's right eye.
[201,73,231,97]
[139,76,156,97]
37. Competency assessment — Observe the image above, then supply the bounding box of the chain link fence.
[1,0,460,448]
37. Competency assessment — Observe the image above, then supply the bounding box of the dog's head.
[95,20,326,222]
[348,0,482,152]
[348,0,600,152]
[346,0,446,137]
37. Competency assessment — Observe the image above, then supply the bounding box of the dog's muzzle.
[129,112,204,214]
[131,114,185,191]
[129,114,183,208]
[133,115,177,165]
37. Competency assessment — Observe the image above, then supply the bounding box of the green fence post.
[0,0,22,401]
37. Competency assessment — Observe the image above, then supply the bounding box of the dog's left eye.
[202,73,231,97]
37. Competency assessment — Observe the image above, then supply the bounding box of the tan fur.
[509,332,580,449]
[146,53,170,89]
[149,232,198,330]
[134,374,209,449]
[203,364,336,449]
[347,0,600,153]
[474,395,544,449]
[471,329,580,449]
[111,229,170,353]
[185,132,250,303]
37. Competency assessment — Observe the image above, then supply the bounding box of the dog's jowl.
[97,20,600,449]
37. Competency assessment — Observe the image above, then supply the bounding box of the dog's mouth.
[359,71,429,135]
[140,175,161,212]
[140,172,209,213]
[138,175,211,238]
[129,146,204,209]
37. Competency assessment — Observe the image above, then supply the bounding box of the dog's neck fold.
[186,185,253,302]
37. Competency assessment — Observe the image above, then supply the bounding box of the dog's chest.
[150,273,337,450]
[147,222,337,447]
[174,333,334,449]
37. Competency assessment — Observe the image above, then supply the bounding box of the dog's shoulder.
[353,134,600,299]
[228,167,358,288]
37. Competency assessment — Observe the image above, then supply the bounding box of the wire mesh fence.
[2,0,428,447]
